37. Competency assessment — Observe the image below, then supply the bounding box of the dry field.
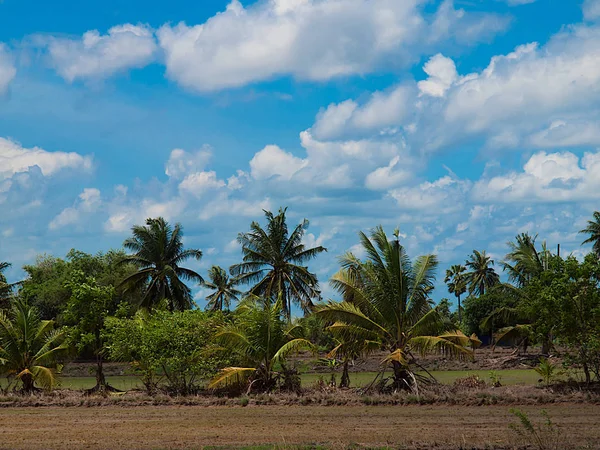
[1,404,599,449]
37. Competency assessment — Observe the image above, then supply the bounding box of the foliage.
[209,297,315,393]
[20,249,137,321]
[317,226,471,392]
[295,311,335,351]
[105,310,230,395]
[63,270,124,391]
[509,409,562,450]
[489,371,502,387]
[580,211,600,257]
[0,261,18,308]
[119,217,203,311]
[0,299,68,392]
[465,250,499,296]
[231,208,327,320]
[502,233,551,287]
[535,358,558,387]
[444,265,467,323]
[461,286,512,337]
[202,265,242,311]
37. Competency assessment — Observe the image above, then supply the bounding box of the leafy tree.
[0,300,68,392]
[317,226,471,392]
[465,250,499,296]
[502,233,551,287]
[209,297,314,393]
[20,249,137,321]
[231,208,326,320]
[119,217,203,311]
[106,310,231,395]
[0,261,17,308]
[444,265,467,323]
[63,270,124,392]
[436,298,457,325]
[580,211,600,257]
[202,265,242,311]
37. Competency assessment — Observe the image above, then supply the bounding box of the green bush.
[105,310,233,395]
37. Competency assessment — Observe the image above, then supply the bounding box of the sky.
[0,0,599,310]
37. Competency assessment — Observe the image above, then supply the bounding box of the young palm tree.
[119,217,203,311]
[444,264,467,323]
[465,250,499,296]
[202,265,242,311]
[231,208,327,320]
[0,300,68,392]
[579,211,600,257]
[502,233,550,287]
[317,226,471,392]
[208,297,314,392]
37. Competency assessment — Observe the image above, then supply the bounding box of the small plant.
[489,370,502,387]
[535,358,557,387]
[238,396,249,407]
[509,408,561,450]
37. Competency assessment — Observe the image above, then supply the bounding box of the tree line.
[1,208,600,394]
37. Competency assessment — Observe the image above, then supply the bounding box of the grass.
[302,369,541,387]
[0,369,543,391]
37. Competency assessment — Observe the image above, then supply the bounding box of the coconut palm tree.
[0,300,68,392]
[502,233,551,287]
[317,226,471,392]
[202,265,242,311]
[465,250,499,296]
[119,217,203,311]
[444,264,467,323]
[231,208,327,320]
[0,262,12,305]
[579,211,600,257]
[209,297,314,392]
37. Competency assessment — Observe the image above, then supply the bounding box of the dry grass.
[1,404,599,449]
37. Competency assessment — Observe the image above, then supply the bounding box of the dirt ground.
[1,404,599,449]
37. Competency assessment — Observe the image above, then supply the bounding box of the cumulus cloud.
[104,198,186,233]
[179,171,226,196]
[44,24,157,82]
[49,188,101,230]
[156,0,507,92]
[250,145,308,181]
[473,151,600,203]
[0,44,16,94]
[417,54,458,98]
[389,176,471,212]
[584,0,600,21]
[0,137,92,181]
[365,156,412,190]
[165,147,212,179]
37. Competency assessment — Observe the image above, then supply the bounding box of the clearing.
[0,404,599,449]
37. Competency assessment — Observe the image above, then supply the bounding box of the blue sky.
[1,0,599,310]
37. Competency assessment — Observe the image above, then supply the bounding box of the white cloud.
[474,151,600,203]
[0,137,92,181]
[179,171,226,196]
[417,54,458,98]
[250,145,307,181]
[303,227,338,249]
[0,44,16,94]
[199,194,271,221]
[389,176,470,212]
[312,85,414,140]
[49,188,101,230]
[104,198,186,232]
[365,156,412,190]
[157,0,507,92]
[45,24,157,82]
[165,147,212,179]
[584,0,600,21]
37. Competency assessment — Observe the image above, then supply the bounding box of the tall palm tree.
[202,265,242,311]
[317,227,471,392]
[231,208,327,320]
[0,300,68,392]
[119,217,203,311]
[209,297,314,392]
[502,233,550,287]
[444,264,467,323]
[0,262,12,303]
[579,211,600,257]
[464,250,499,296]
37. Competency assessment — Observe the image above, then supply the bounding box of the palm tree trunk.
[457,293,462,323]
[21,372,35,393]
[340,360,350,388]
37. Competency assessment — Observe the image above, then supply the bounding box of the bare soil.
[0,404,598,449]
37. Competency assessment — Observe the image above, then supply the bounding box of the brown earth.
[0,404,598,449]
